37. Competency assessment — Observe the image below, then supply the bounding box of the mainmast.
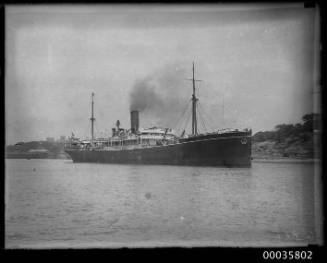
[90,92,96,141]
[188,62,202,135]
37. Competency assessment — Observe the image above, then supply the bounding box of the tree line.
[253,113,320,143]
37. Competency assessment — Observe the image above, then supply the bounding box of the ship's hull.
[65,134,252,167]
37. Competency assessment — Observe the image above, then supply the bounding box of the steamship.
[65,64,252,167]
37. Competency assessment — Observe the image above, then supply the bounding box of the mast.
[188,62,202,135]
[222,85,226,127]
[192,63,197,135]
[90,92,96,141]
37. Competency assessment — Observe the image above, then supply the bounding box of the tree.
[302,113,314,132]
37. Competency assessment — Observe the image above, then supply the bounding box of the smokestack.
[131,110,139,134]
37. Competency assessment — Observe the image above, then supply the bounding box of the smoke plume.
[129,62,191,129]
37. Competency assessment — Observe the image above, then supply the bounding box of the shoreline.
[252,158,317,163]
[5,157,318,164]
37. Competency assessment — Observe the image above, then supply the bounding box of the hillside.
[6,141,69,159]
[252,113,320,159]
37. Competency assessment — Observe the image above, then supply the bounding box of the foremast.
[90,92,96,141]
[189,62,202,135]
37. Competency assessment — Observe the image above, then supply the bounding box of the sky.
[5,4,320,144]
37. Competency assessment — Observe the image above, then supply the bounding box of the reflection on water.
[5,159,320,247]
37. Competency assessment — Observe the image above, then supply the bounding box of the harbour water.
[5,159,321,248]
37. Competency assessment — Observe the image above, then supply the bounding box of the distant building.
[59,135,66,143]
[46,137,55,142]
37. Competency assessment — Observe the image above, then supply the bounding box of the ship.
[65,63,252,167]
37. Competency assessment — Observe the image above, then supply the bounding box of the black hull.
[65,135,251,167]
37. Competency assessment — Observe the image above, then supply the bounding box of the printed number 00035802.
[263,251,313,260]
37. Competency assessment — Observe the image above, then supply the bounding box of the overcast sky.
[5,4,319,144]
